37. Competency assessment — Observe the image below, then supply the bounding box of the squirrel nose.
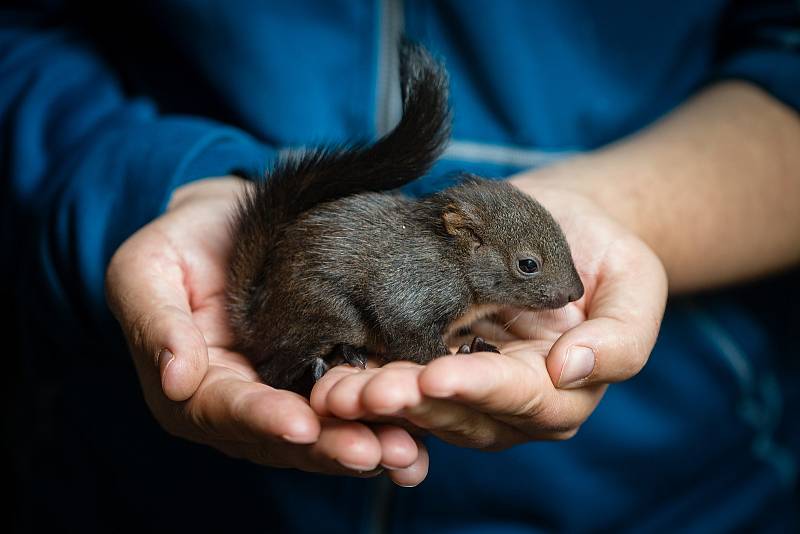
[569,278,585,302]
[568,287,584,303]
[551,291,571,308]
[553,285,583,307]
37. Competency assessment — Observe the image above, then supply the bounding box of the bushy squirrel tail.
[234,41,451,237]
[227,41,451,324]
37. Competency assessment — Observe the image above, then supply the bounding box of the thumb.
[138,305,209,401]
[106,233,209,402]
[546,238,667,388]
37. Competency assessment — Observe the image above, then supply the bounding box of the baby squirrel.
[226,42,584,393]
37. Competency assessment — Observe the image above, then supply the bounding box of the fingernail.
[281,433,317,445]
[558,346,595,388]
[281,422,318,444]
[338,460,378,472]
[157,348,175,376]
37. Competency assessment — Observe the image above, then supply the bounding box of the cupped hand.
[105,176,428,486]
[311,181,668,449]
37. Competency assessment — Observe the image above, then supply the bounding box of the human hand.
[310,181,667,449]
[105,176,428,485]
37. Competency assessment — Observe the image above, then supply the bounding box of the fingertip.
[326,370,376,420]
[387,439,429,487]
[374,425,419,469]
[418,356,469,398]
[320,419,383,472]
[309,365,361,417]
[546,344,596,389]
[161,340,209,401]
[361,369,422,416]
[280,417,321,445]
[545,346,567,387]
[248,387,322,443]
[308,386,331,417]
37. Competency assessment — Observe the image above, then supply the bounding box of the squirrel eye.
[518,258,540,274]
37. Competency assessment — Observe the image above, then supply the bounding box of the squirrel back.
[227,42,451,317]
[225,42,583,393]
[231,43,449,251]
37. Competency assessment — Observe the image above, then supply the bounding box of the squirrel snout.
[549,284,583,308]
[568,282,584,303]
[565,275,585,304]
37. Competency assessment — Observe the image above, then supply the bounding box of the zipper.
[375,0,405,137]
[367,474,394,534]
[369,7,405,532]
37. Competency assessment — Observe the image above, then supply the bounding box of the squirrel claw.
[341,345,368,369]
[312,357,330,381]
[469,336,500,354]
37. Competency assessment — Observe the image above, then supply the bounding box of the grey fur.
[226,43,583,393]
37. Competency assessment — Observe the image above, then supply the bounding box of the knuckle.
[105,247,126,285]
[553,426,581,441]
[183,397,217,438]
[465,428,498,449]
[442,413,498,449]
[513,390,547,419]
[619,341,650,380]
[632,347,651,375]
[530,402,586,437]
[128,311,154,355]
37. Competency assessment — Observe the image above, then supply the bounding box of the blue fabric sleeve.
[1,11,273,334]
[713,0,800,111]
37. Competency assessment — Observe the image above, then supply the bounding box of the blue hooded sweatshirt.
[2,1,799,532]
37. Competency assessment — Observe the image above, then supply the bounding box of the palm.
[107,177,430,482]
[313,186,667,449]
[161,179,260,381]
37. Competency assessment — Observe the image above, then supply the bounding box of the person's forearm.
[514,81,800,293]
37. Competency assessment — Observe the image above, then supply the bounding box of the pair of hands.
[105,174,667,487]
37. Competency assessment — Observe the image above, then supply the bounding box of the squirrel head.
[433,177,584,310]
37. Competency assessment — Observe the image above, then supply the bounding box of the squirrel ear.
[442,204,481,246]
[442,207,465,235]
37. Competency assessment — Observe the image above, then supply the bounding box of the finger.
[328,368,386,419]
[147,306,209,401]
[311,360,420,419]
[359,365,527,449]
[546,237,667,388]
[373,424,420,469]
[311,418,384,472]
[418,351,603,436]
[213,418,385,476]
[183,369,321,444]
[310,364,370,417]
[106,235,208,401]
[419,353,543,412]
[386,438,429,487]
[359,366,424,416]
[404,397,528,449]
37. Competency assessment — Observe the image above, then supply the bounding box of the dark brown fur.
[226,43,583,393]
